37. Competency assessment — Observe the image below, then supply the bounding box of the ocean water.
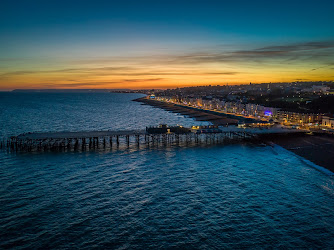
[0,92,334,249]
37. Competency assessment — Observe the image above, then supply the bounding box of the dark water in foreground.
[0,93,334,249]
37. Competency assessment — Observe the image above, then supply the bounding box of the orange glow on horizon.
[1,45,333,90]
[1,69,332,90]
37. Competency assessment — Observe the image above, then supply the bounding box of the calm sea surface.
[0,92,333,249]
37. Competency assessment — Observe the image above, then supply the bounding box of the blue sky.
[0,0,333,89]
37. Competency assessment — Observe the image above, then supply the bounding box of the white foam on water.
[272,143,334,176]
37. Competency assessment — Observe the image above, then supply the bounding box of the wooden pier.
[0,130,254,153]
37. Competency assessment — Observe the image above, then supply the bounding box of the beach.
[259,133,334,173]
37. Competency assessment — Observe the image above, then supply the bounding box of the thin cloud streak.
[0,68,241,78]
[166,41,334,65]
[43,78,166,88]
[65,40,334,66]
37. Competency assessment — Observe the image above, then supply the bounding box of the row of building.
[322,116,334,129]
[157,96,327,126]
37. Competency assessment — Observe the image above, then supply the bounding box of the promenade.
[134,97,245,125]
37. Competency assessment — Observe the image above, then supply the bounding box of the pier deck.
[1,129,257,153]
[17,130,145,140]
[1,126,307,153]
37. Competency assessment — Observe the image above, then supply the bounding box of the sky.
[0,0,333,90]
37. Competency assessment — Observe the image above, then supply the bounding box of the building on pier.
[146,124,191,134]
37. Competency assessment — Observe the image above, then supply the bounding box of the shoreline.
[258,133,334,174]
[272,144,334,176]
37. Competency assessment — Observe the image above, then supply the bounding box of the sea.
[0,92,333,249]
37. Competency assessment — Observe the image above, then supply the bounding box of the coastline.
[135,97,334,174]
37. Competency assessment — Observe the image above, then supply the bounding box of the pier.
[0,129,256,153]
[0,125,308,153]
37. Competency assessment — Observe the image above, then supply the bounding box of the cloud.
[43,82,117,88]
[0,66,138,78]
[63,40,334,67]
[122,78,164,83]
[163,40,334,65]
[257,41,334,52]
[309,63,334,72]
[0,66,240,78]
[0,70,35,77]
[41,78,166,88]
[205,72,239,75]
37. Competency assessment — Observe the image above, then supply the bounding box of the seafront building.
[276,111,321,125]
[322,116,334,128]
[156,96,322,126]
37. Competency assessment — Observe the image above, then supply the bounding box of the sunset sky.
[1,0,333,90]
